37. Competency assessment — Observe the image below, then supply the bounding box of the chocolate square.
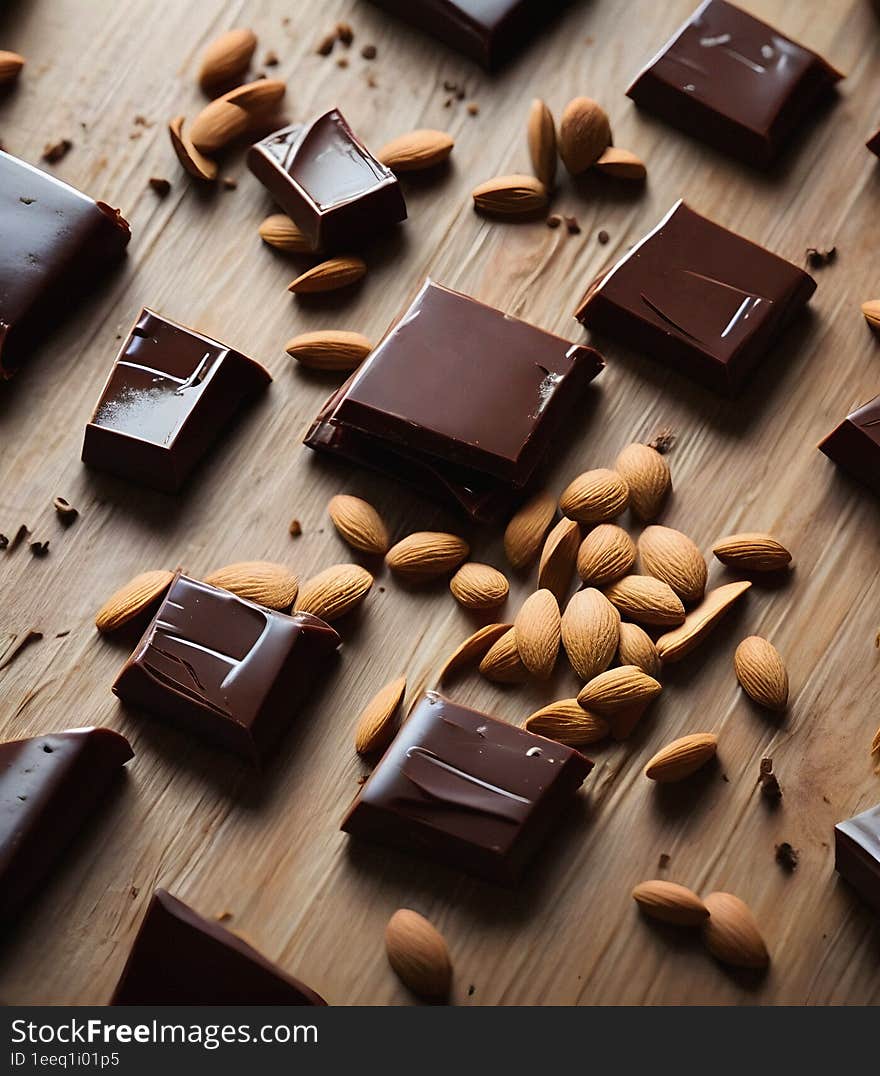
[82,309,271,492]
[575,200,815,394]
[835,804,880,915]
[247,110,406,252]
[113,574,340,761]
[341,691,593,884]
[819,395,880,496]
[626,0,842,167]
[0,150,130,378]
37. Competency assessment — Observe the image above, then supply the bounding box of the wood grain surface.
[1,0,879,1006]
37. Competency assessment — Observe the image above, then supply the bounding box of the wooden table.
[1,0,879,1006]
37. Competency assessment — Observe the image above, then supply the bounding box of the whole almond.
[472,174,548,216]
[479,627,530,683]
[386,532,469,580]
[577,524,636,586]
[558,96,611,175]
[561,587,619,681]
[225,78,286,111]
[712,532,792,572]
[288,256,366,294]
[286,330,372,371]
[204,560,298,609]
[198,28,257,93]
[638,525,707,604]
[438,622,512,683]
[862,299,880,330]
[355,675,406,754]
[632,880,709,926]
[577,665,661,714]
[0,50,25,85]
[385,909,452,998]
[169,116,218,181]
[525,699,608,746]
[450,563,509,610]
[527,98,557,188]
[95,569,174,632]
[537,517,580,600]
[514,589,560,679]
[734,636,789,711]
[702,892,769,969]
[655,581,751,663]
[259,214,313,253]
[604,575,685,627]
[327,494,389,555]
[504,490,556,570]
[594,146,646,180]
[190,79,285,153]
[644,733,717,782]
[377,129,454,171]
[614,442,671,521]
[296,563,373,620]
[559,468,629,524]
[617,621,661,678]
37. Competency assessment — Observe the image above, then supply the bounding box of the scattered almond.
[450,562,509,610]
[327,494,389,555]
[577,665,661,714]
[644,732,717,782]
[558,96,611,175]
[471,174,548,216]
[537,517,580,600]
[514,589,561,679]
[479,627,530,683]
[204,560,298,609]
[0,50,25,85]
[561,587,619,681]
[198,28,257,93]
[702,892,769,969]
[377,129,454,171]
[355,675,406,754]
[438,622,512,683]
[631,880,709,926]
[385,909,452,998]
[288,256,366,294]
[259,214,314,252]
[734,636,789,711]
[559,468,629,523]
[296,563,373,620]
[386,532,469,580]
[286,330,372,371]
[617,621,661,677]
[614,442,671,521]
[527,98,557,188]
[638,525,707,604]
[525,699,608,746]
[712,533,792,572]
[604,575,685,627]
[190,78,285,153]
[95,569,174,632]
[577,524,635,586]
[655,581,751,663]
[503,490,556,571]
[594,146,646,180]
[862,299,880,329]
[168,116,218,182]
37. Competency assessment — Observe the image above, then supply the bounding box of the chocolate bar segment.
[111,889,327,1005]
[113,574,340,762]
[0,727,133,921]
[0,150,130,378]
[82,309,271,492]
[835,804,880,915]
[247,111,406,252]
[626,0,842,168]
[818,395,880,496]
[341,691,593,884]
[575,200,815,394]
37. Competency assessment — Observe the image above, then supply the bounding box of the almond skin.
[561,587,619,681]
[504,490,556,570]
[296,563,373,620]
[95,569,174,632]
[514,589,561,679]
[386,532,469,580]
[377,129,454,171]
[525,699,608,746]
[286,330,372,371]
[577,665,661,714]
[385,909,452,998]
[632,880,709,926]
[198,28,257,93]
[558,96,611,175]
[450,562,509,610]
[712,532,792,572]
[0,50,25,85]
[734,636,789,711]
[537,517,580,601]
[527,98,557,188]
[204,561,299,609]
[438,623,512,683]
[327,494,389,555]
[655,581,751,663]
[644,733,717,782]
[355,675,406,754]
[577,524,636,586]
[259,214,314,253]
[638,525,707,604]
[614,442,671,521]
[479,627,530,683]
[472,174,548,216]
[169,116,218,181]
[288,256,366,294]
[702,893,769,969]
[604,575,685,627]
[594,146,646,180]
[617,621,661,678]
[559,469,629,524]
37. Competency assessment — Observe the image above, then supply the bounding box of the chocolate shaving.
[648,427,676,453]
[42,138,72,163]
[52,495,79,524]
[806,246,836,268]
[148,177,171,197]
[759,756,782,800]
[775,842,799,871]
[0,630,43,670]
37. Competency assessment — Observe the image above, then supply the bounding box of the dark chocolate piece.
[306,279,604,519]
[835,803,880,915]
[113,574,340,761]
[368,0,570,70]
[341,691,593,883]
[82,309,271,493]
[867,128,880,158]
[0,727,133,921]
[818,395,880,496]
[626,0,842,168]
[247,110,406,252]
[0,150,130,378]
[575,200,815,394]
[111,889,327,1005]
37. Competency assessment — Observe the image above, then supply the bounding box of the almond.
[0,50,25,85]
[525,699,608,746]
[450,562,509,610]
[558,96,611,175]
[862,299,880,330]
[559,468,629,524]
[527,98,557,188]
[296,563,373,620]
[190,79,285,153]
[594,146,646,180]
[95,569,174,632]
[712,532,792,572]
[386,532,469,580]
[355,675,406,754]
[327,494,389,555]
[537,517,580,601]
[644,733,717,782]
[288,256,366,294]
[734,636,789,711]
[577,665,661,714]
[438,622,512,683]
[198,28,257,93]
[655,581,751,663]
[604,575,685,627]
[638,525,707,604]
[225,78,286,111]
[632,880,709,926]
[617,621,661,678]
[169,116,218,182]
[614,442,671,521]
[385,909,452,998]
[259,214,314,253]
[514,589,560,679]
[504,490,556,570]
[577,524,635,586]
[377,129,454,171]
[479,627,530,683]
[204,560,298,609]
[561,587,619,681]
[286,330,372,371]
[702,892,769,969]
[871,723,880,771]
[472,174,548,216]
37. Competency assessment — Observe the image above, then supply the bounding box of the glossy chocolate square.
[626,0,842,167]
[341,691,593,884]
[82,309,271,492]
[113,574,340,761]
[247,110,406,252]
[819,396,880,496]
[835,804,880,915]
[575,200,815,394]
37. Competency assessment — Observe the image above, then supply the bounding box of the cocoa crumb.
[775,842,799,871]
[148,176,171,197]
[597,229,609,245]
[443,96,453,108]
[806,246,836,268]
[0,629,43,670]
[366,73,378,88]
[466,101,479,116]
[42,139,72,163]
[648,427,676,453]
[52,496,78,525]
[0,534,6,550]
[361,44,377,60]
[356,773,368,786]
[658,852,671,869]
[467,984,475,996]
[564,215,580,235]
[443,79,458,92]
[130,886,139,899]
[29,540,49,557]
[9,524,30,552]
[215,910,234,923]
[221,175,238,190]
[759,757,782,800]
[288,518,302,537]
[336,22,354,46]
[133,115,153,127]
[129,130,142,141]
[263,50,279,66]
[546,213,562,229]
[316,32,336,56]
[336,56,349,68]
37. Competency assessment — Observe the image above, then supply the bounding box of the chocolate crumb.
[336,21,354,46]
[361,44,377,60]
[564,215,580,235]
[56,630,70,638]
[130,886,140,899]
[546,213,562,229]
[316,32,336,56]
[133,115,153,127]
[288,518,302,537]
[467,984,475,996]
[336,56,349,68]
[806,245,836,267]
[356,773,368,786]
[366,72,378,88]
[658,852,671,869]
[875,630,880,648]
[0,629,43,670]
[775,842,799,871]
[19,196,34,205]
[29,540,49,557]
[221,175,238,190]
[822,794,831,804]
[52,496,78,524]
[129,130,142,141]
[0,535,7,550]
[443,79,457,91]
[456,88,465,100]
[759,756,782,800]
[597,229,610,245]
[263,50,279,66]
[647,427,676,454]
[466,101,479,116]
[9,524,30,552]
[215,910,234,923]
[443,96,453,108]
[148,176,171,197]
[42,139,72,163]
